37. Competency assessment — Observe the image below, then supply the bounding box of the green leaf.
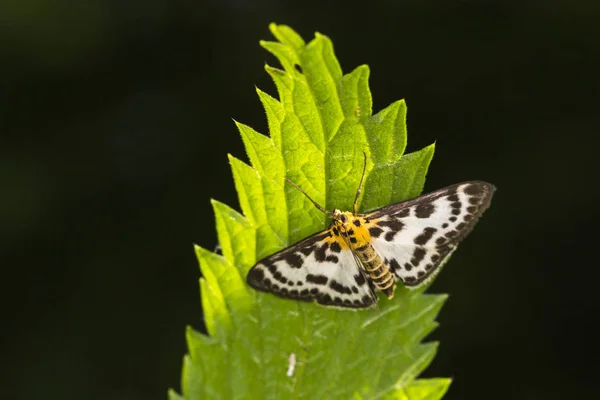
[381,378,453,400]
[171,23,449,400]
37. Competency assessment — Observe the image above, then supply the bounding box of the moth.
[246,155,495,309]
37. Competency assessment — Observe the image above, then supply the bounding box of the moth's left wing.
[247,230,378,308]
[365,181,495,287]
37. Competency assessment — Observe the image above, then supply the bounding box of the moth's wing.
[365,181,495,287]
[247,230,377,309]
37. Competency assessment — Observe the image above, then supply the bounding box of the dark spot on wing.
[414,227,438,245]
[442,223,449,228]
[394,208,410,218]
[356,244,369,252]
[315,245,327,262]
[350,237,358,244]
[437,246,452,260]
[347,229,355,236]
[369,227,383,238]
[297,281,303,286]
[330,241,342,253]
[319,294,332,304]
[469,197,480,205]
[300,246,313,257]
[389,258,401,273]
[404,263,413,271]
[306,274,328,285]
[332,227,339,236]
[410,247,426,265]
[404,276,416,284]
[284,252,303,269]
[456,222,466,230]
[451,208,461,215]
[467,206,478,213]
[417,271,425,278]
[384,231,396,242]
[447,194,459,202]
[378,218,405,232]
[464,184,484,196]
[353,219,361,227]
[449,216,457,222]
[415,203,435,218]
[246,267,265,287]
[425,263,434,271]
[431,254,440,263]
[325,255,339,263]
[446,230,458,239]
[436,237,447,246]
[354,273,366,286]
[451,201,461,209]
[330,280,353,295]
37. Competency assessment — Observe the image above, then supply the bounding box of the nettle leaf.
[172,23,450,400]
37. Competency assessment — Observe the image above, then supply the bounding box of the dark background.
[2,1,598,399]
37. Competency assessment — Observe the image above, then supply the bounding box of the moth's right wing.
[365,181,495,287]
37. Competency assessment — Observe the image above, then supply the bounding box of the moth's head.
[332,209,354,229]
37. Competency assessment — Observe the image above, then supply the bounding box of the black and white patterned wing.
[366,181,495,287]
[247,230,377,309]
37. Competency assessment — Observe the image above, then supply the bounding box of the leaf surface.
[172,23,449,400]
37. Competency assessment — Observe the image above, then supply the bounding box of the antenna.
[284,177,332,216]
[353,152,368,215]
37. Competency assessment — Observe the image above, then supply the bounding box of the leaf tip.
[267,22,279,35]
[193,244,205,259]
[232,119,244,131]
